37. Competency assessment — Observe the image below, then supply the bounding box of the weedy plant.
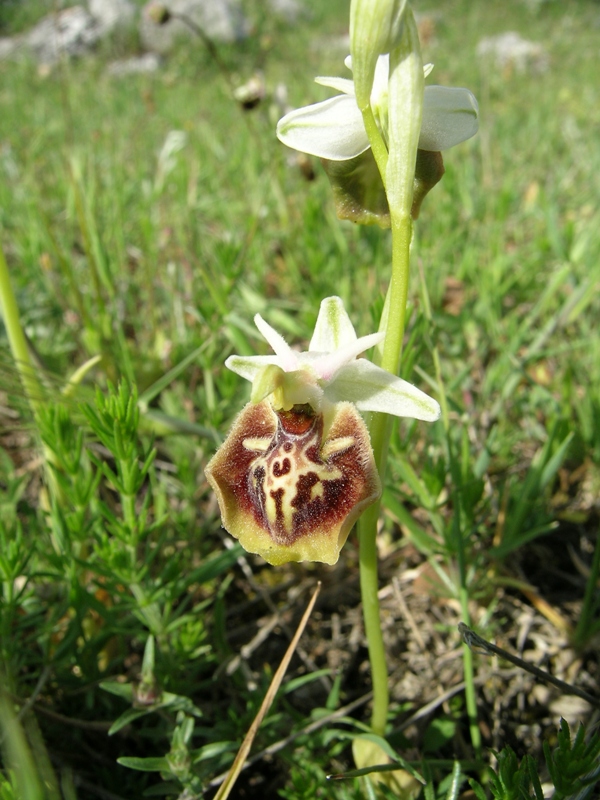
[1,0,600,798]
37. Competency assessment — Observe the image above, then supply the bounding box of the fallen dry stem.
[213,581,322,800]
[459,622,600,709]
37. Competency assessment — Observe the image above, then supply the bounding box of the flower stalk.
[360,106,389,183]
[352,5,424,735]
[356,206,408,735]
[216,0,478,748]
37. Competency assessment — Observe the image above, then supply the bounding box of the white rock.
[25,6,102,65]
[88,0,136,35]
[0,37,20,60]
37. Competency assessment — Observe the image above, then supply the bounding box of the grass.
[1,0,600,797]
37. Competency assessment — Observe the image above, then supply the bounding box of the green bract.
[385,8,423,217]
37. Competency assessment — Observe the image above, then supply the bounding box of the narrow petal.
[312,332,384,381]
[254,314,298,372]
[225,354,282,382]
[309,296,357,353]
[348,53,431,108]
[325,360,441,421]
[315,76,355,95]
[276,95,370,161]
[419,86,479,151]
[250,363,287,404]
[371,53,391,101]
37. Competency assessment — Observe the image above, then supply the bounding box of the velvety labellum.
[205,400,381,565]
[322,148,445,225]
[322,150,391,228]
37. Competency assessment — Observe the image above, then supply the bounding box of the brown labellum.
[411,149,445,219]
[205,400,381,565]
[321,148,446,225]
[322,150,391,228]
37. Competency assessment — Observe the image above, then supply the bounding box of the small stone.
[477,31,549,74]
[146,3,172,24]
[549,695,592,726]
[267,0,307,24]
[106,53,162,75]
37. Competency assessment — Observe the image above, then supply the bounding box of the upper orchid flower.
[277,55,478,223]
[205,298,439,566]
[277,54,479,161]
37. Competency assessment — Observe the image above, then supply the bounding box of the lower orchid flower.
[205,297,440,565]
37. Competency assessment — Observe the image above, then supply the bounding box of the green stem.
[368,212,412,478]
[354,6,422,738]
[455,529,481,754]
[0,242,67,506]
[358,211,412,735]
[361,107,389,185]
[0,242,44,417]
[116,459,139,572]
[357,500,388,736]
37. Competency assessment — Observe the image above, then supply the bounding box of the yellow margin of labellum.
[205,399,381,565]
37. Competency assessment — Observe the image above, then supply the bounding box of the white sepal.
[276,95,370,161]
[420,86,479,151]
[309,295,358,351]
[276,55,479,161]
[225,296,440,423]
[325,359,440,421]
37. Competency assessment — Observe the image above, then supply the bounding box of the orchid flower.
[227,295,440,420]
[277,54,479,161]
[205,297,440,565]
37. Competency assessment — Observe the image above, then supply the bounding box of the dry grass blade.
[208,691,373,789]
[213,581,322,800]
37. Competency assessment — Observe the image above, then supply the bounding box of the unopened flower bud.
[350,0,407,109]
[133,678,162,707]
[146,3,171,25]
